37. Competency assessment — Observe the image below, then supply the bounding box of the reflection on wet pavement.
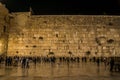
[0,62,120,80]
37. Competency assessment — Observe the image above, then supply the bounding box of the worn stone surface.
[0,3,120,57]
[7,12,120,57]
[0,62,120,80]
[0,3,9,55]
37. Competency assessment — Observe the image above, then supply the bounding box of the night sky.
[0,0,120,15]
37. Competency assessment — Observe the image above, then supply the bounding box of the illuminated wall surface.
[1,3,120,57]
[8,13,120,57]
[0,3,9,55]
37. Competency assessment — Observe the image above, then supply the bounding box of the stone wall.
[0,3,9,55]
[7,12,120,57]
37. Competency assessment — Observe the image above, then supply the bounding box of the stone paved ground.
[0,62,120,80]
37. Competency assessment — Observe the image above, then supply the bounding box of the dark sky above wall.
[0,0,120,15]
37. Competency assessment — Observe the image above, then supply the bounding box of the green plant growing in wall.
[95,36,106,56]
[48,52,54,55]
[95,37,101,45]
[86,51,91,56]
[39,37,43,40]
[107,39,114,44]
[107,39,115,56]
[95,36,106,45]
[68,51,73,57]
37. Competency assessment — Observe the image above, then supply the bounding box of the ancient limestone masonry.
[0,3,120,57]
[0,3,9,55]
[7,12,120,57]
